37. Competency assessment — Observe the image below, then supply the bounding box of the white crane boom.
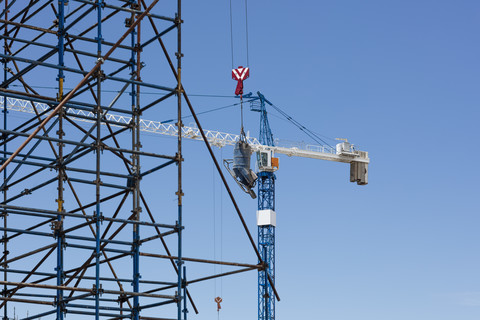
[0,96,370,167]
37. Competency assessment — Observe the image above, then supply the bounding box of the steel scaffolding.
[0,1,280,319]
[0,0,188,318]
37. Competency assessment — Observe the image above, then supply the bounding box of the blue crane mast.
[226,91,368,320]
[247,92,276,320]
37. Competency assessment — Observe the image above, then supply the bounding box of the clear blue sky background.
[3,1,479,319]
[176,1,480,320]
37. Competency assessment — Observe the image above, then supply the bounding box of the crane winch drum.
[224,140,258,199]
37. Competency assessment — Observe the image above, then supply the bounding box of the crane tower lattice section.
[251,92,276,320]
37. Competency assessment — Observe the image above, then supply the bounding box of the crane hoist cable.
[245,0,250,67]
[213,149,224,317]
[220,146,224,294]
[229,0,250,69]
[229,0,251,136]
[232,66,249,139]
[229,0,234,69]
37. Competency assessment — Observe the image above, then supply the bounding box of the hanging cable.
[240,99,245,138]
[229,0,234,69]
[268,112,337,143]
[213,156,219,315]
[220,147,223,297]
[269,102,334,147]
[230,0,250,100]
[245,0,249,67]
[9,85,237,98]
[213,155,216,273]
[213,149,223,317]
[229,0,250,67]
[161,99,254,123]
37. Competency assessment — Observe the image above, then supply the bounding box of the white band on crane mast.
[257,209,276,227]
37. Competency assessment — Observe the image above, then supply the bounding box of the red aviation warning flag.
[232,66,249,96]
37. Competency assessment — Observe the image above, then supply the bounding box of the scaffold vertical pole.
[0,1,200,317]
[56,1,66,319]
[176,0,184,318]
[132,1,142,318]
[183,266,188,320]
[95,1,104,319]
[2,1,8,319]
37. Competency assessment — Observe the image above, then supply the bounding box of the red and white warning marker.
[232,66,249,97]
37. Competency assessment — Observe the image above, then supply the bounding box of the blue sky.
[178,1,480,320]
[2,1,479,319]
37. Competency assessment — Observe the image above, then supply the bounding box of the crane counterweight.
[336,141,369,185]
[350,150,369,185]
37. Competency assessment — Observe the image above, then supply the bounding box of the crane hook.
[232,66,249,98]
[214,296,223,312]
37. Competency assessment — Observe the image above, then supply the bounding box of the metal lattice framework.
[250,90,370,320]
[0,1,274,319]
[251,93,276,320]
[0,1,186,319]
[0,96,370,164]
[0,1,369,319]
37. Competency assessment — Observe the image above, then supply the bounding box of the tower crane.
[0,94,369,320]
[242,92,368,320]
